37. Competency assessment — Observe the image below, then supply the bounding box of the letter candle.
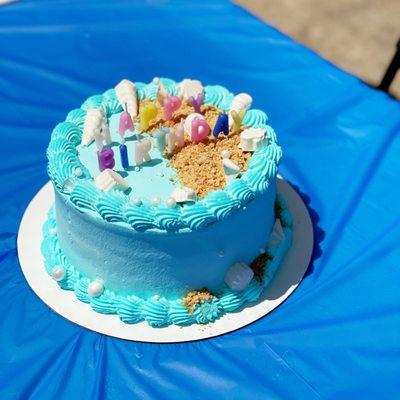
[139,103,158,131]
[153,126,169,153]
[212,113,229,138]
[119,141,129,170]
[135,137,152,166]
[119,105,134,137]
[175,119,185,148]
[230,109,246,134]
[101,123,112,145]
[191,118,210,143]
[163,96,182,121]
[187,93,204,114]
[166,128,177,153]
[98,147,115,172]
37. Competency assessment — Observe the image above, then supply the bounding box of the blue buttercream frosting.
[41,192,293,327]
[46,78,282,233]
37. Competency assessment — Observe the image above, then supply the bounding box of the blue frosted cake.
[42,77,293,327]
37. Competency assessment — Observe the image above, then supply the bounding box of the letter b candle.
[98,147,115,172]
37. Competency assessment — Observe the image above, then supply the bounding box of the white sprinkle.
[74,167,83,177]
[132,197,142,206]
[152,196,161,205]
[166,197,177,208]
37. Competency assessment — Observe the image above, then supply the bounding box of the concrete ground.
[235,0,400,97]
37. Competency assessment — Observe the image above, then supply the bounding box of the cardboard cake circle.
[17,178,313,343]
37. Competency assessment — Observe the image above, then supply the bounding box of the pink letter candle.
[119,110,134,140]
[191,118,210,143]
[163,96,182,121]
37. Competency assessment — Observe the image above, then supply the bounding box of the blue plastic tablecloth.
[1,1,400,399]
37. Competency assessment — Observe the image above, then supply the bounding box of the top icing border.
[46,78,282,232]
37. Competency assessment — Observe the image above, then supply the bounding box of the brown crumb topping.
[134,100,251,197]
[182,288,215,314]
[250,253,271,282]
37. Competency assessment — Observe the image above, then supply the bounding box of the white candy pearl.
[153,294,159,301]
[134,166,140,172]
[49,227,57,235]
[152,196,161,205]
[74,167,83,177]
[152,77,160,84]
[259,247,266,254]
[132,196,142,206]
[221,149,231,159]
[51,267,65,282]
[166,197,176,208]
[88,280,104,298]
[63,179,74,193]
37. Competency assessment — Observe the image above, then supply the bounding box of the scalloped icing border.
[41,195,293,327]
[46,78,282,232]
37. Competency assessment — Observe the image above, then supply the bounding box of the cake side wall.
[55,182,276,299]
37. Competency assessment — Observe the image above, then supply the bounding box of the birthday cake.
[42,77,293,327]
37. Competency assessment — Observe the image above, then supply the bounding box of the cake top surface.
[47,77,282,232]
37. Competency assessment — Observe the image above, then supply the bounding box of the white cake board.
[17,178,313,343]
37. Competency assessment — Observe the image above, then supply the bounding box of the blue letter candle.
[212,113,229,138]
[119,144,129,170]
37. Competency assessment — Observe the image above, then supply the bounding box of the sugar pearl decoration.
[259,247,266,254]
[153,294,160,301]
[134,166,140,172]
[51,266,66,282]
[88,280,104,298]
[49,227,57,235]
[221,149,231,159]
[218,250,225,257]
[74,167,83,177]
[152,77,160,84]
[152,196,161,205]
[132,196,142,206]
[166,197,177,208]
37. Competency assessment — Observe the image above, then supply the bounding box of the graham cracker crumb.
[134,100,251,197]
[170,136,251,197]
[250,253,271,282]
[182,288,215,314]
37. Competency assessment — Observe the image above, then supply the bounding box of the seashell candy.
[238,128,267,152]
[171,187,197,203]
[95,169,129,192]
[178,79,204,101]
[225,261,254,292]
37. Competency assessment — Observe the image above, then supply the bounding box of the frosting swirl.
[95,191,127,222]
[81,94,104,110]
[117,296,144,323]
[52,122,82,145]
[181,202,217,231]
[204,85,233,110]
[225,179,255,204]
[204,191,240,220]
[169,301,196,326]
[66,109,86,129]
[123,203,156,231]
[90,290,118,314]
[193,299,222,324]
[70,182,99,211]
[142,298,170,327]
[154,205,183,232]
[243,109,268,128]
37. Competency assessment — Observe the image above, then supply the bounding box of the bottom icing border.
[41,196,293,327]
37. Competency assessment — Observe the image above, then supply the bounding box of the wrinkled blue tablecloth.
[1,1,399,399]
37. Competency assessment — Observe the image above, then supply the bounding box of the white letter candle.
[135,138,152,166]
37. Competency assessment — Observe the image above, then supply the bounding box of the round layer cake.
[42,77,293,327]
